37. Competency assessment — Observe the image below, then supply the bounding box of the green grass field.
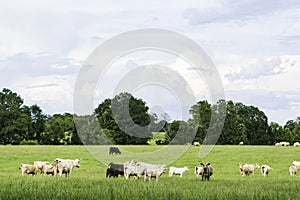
[1,145,300,200]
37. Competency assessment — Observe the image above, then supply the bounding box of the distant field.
[1,145,300,199]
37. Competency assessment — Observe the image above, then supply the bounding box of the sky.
[0,0,300,125]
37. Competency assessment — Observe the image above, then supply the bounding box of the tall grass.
[0,145,299,199]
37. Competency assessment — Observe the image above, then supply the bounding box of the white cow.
[123,160,166,181]
[289,166,297,176]
[293,142,300,147]
[238,163,260,176]
[55,158,81,177]
[261,165,271,177]
[194,166,203,177]
[33,161,50,174]
[144,164,167,182]
[193,142,200,147]
[169,166,188,177]
[20,164,38,176]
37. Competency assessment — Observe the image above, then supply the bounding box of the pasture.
[1,145,300,199]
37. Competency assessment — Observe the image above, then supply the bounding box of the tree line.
[0,88,299,145]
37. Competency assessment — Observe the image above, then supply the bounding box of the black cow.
[200,162,213,181]
[106,162,124,178]
[109,147,121,155]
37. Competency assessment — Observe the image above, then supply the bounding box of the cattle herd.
[20,158,81,177]
[19,146,300,182]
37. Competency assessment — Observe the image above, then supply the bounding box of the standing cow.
[169,166,188,177]
[106,162,124,178]
[55,158,81,177]
[201,162,213,181]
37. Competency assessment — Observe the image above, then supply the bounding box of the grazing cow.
[261,165,271,177]
[144,164,166,182]
[194,166,203,177]
[33,161,50,174]
[169,166,188,177]
[109,147,121,155]
[41,160,59,176]
[55,158,81,177]
[275,143,281,146]
[200,162,213,181]
[193,141,200,147]
[292,160,300,167]
[293,142,300,147]
[238,163,260,176]
[280,141,290,146]
[20,164,38,176]
[106,162,124,178]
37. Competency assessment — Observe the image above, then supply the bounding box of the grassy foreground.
[0,145,300,200]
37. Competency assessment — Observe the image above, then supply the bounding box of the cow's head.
[74,159,81,168]
[200,162,211,173]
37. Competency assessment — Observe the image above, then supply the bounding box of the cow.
[41,160,58,176]
[55,158,81,177]
[123,160,166,180]
[289,165,300,176]
[261,165,271,177]
[292,160,300,167]
[20,164,38,176]
[238,163,260,176]
[33,161,50,174]
[169,166,188,177]
[280,141,290,146]
[144,164,167,182]
[106,162,124,178]
[194,166,203,177]
[200,162,213,181]
[294,142,300,147]
[239,141,244,145]
[193,142,200,147]
[109,147,121,155]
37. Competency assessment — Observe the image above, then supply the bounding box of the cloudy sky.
[0,0,300,125]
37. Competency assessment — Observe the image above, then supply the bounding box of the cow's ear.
[207,163,211,165]
[200,163,204,166]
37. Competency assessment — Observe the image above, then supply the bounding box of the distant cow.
[293,142,300,147]
[20,164,38,176]
[194,166,203,177]
[55,158,81,177]
[109,147,121,155]
[201,162,213,181]
[289,165,300,176]
[193,142,200,147]
[106,162,124,178]
[169,166,188,177]
[34,161,50,174]
[238,163,260,176]
[279,141,290,146]
[239,141,244,145]
[261,165,271,177]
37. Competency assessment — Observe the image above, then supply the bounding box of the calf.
[169,166,188,178]
[200,162,213,181]
[20,164,38,176]
[261,165,271,177]
[194,166,203,177]
[238,163,260,176]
